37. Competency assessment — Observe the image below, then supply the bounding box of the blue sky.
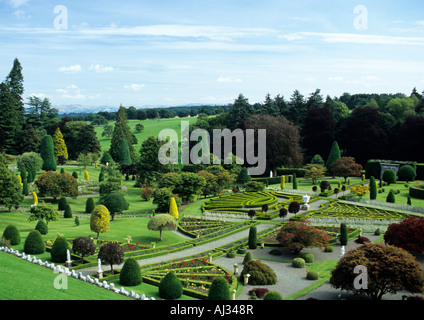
[0,0,423,111]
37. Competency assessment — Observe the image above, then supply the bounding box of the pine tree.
[52,127,68,161]
[228,94,253,130]
[109,106,137,162]
[326,141,341,173]
[40,135,57,171]
[1,59,25,154]
[0,82,23,154]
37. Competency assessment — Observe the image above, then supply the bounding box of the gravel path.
[79,223,273,276]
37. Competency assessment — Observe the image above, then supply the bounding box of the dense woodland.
[1,58,424,176]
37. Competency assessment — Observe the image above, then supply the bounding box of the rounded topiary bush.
[2,225,21,245]
[240,260,277,285]
[159,272,183,300]
[263,291,283,300]
[398,165,416,182]
[383,169,396,185]
[208,276,230,300]
[300,252,314,263]
[119,258,142,286]
[324,245,334,252]
[50,235,70,263]
[24,230,45,254]
[226,250,236,258]
[292,258,306,268]
[306,270,319,280]
[35,220,48,235]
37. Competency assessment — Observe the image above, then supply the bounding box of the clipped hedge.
[410,185,424,200]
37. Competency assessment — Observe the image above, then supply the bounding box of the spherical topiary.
[383,169,396,185]
[263,291,283,300]
[35,220,48,235]
[50,235,70,263]
[72,171,78,179]
[119,258,142,286]
[398,165,416,182]
[2,225,21,245]
[64,204,72,218]
[240,260,277,285]
[208,276,230,300]
[300,252,314,263]
[85,197,95,213]
[24,230,45,254]
[292,258,306,268]
[159,272,183,300]
[306,270,319,280]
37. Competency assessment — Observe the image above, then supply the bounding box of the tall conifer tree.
[110,106,137,162]
[40,135,57,171]
[52,127,68,161]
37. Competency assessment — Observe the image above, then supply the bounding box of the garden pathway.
[78,223,273,276]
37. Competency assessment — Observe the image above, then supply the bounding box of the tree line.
[1,58,424,173]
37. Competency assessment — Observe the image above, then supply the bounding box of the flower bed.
[141,257,236,299]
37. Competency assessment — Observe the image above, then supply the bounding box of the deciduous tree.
[330,243,424,300]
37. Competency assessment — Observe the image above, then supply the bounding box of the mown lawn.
[0,210,186,247]
[0,251,132,300]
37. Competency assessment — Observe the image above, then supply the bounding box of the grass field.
[94,117,198,154]
[0,251,132,300]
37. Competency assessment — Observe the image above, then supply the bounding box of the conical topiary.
[64,204,72,218]
[35,220,48,235]
[169,196,179,219]
[159,272,183,300]
[119,258,142,286]
[2,225,20,245]
[50,235,70,263]
[208,276,230,300]
[58,196,67,211]
[24,230,45,254]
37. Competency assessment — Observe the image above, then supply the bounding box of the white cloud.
[124,84,145,91]
[58,64,82,73]
[8,0,29,8]
[77,24,276,41]
[282,32,424,46]
[217,76,242,83]
[89,64,114,73]
[328,76,344,81]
